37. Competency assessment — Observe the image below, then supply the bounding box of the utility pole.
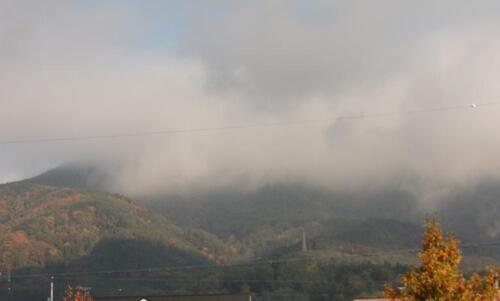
[7,269,12,301]
[50,276,54,301]
[302,230,307,252]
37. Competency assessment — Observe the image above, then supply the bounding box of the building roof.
[93,293,251,301]
[353,299,390,301]
[353,291,500,301]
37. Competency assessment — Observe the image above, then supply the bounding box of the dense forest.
[2,258,407,301]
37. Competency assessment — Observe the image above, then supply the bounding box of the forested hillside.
[142,185,500,274]
[27,164,500,264]
[0,182,410,301]
[6,165,499,300]
[0,182,235,271]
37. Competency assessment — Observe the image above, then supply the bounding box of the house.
[93,293,252,301]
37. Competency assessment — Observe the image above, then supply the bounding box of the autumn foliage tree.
[385,220,499,301]
[62,286,93,301]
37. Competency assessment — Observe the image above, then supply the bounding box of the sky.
[2,0,500,202]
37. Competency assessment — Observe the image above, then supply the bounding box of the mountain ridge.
[22,163,500,264]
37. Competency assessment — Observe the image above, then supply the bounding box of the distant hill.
[149,183,500,265]
[5,165,500,300]
[26,163,500,264]
[145,185,424,257]
[0,182,234,271]
[28,162,113,191]
[333,218,422,247]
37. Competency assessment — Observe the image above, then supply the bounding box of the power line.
[50,276,392,285]
[356,240,500,257]
[1,102,498,145]
[3,239,500,281]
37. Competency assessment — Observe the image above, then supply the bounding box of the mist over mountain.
[27,163,500,250]
[3,1,500,203]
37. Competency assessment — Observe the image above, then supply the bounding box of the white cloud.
[2,0,500,202]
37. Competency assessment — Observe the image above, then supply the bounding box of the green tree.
[385,220,499,301]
